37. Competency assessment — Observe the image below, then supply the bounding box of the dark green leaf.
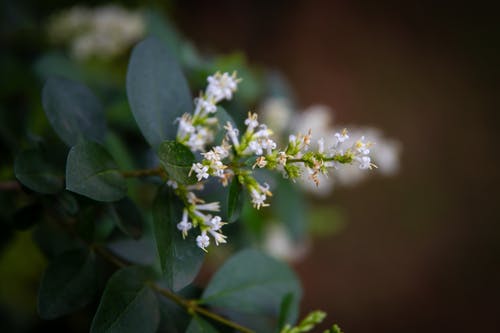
[153,186,204,291]
[126,37,192,148]
[66,141,127,202]
[213,106,237,144]
[37,249,97,319]
[42,77,107,146]
[227,177,243,222]
[272,177,306,241]
[200,249,301,330]
[186,316,218,333]
[157,140,196,185]
[278,292,295,330]
[14,148,63,194]
[91,266,159,333]
[109,198,144,240]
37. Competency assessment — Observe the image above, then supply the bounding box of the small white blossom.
[195,202,220,212]
[357,156,373,170]
[196,232,210,251]
[206,72,239,102]
[208,230,227,246]
[224,122,240,148]
[334,129,349,144]
[177,209,192,238]
[166,180,178,189]
[190,163,209,181]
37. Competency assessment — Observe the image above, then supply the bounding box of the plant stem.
[92,243,255,333]
[152,284,254,333]
[121,166,165,178]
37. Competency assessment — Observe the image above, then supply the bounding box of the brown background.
[175,1,500,331]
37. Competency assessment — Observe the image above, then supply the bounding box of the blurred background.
[1,0,499,332]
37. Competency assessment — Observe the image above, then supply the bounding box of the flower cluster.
[177,72,240,152]
[175,73,382,251]
[167,181,227,252]
[47,5,145,60]
[260,100,401,195]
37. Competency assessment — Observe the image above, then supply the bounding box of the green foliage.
[153,186,204,291]
[227,177,243,222]
[126,37,192,148]
[157,140,197,185]
[37,249,97,319]
[201,249,302,331]
[91,266,159,333]
[42,77,107,146]
[108,198,144,240]
[273,177,306,241]
[14,147,63,194]
[186,316,218,333]
[280,310,326,333]
[66,141,127,202]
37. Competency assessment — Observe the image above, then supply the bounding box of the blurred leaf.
[272,178,306,241]
[55,191,79,216]
[105,132,135,171]
[278,292,295,331]
[109,197,144,240]
[91,266,159,333]
[200,249,301,330]
[157,140,196,185]
[157,295,191,333]
[32,222,81,259]
[35,52,84,82]
[144,10,182,59]
[126,37,192,148]
[14,147,63,194]
[37,249,97,319]
[213,106,236,143]
[153,186,205,291]
[42,77,107,146]
[227,177,243,222]
[186,316,218,333]
[66,141,127,202]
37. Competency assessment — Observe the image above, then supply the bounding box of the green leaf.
[200,249,302,330]
[186,316,218,333]
[227,177,243,222]
[278,293,295,330]
[126,37,192,148]
[42,77,107,146]
[213,106,236,144]
[157,140,196,185]
[91,266,159,333]
[108,198,144,240]
[14,148,63,194]
[37,249,97,319]
[66,141,127,202]
[273,177,306,241]
[153,185,204,291]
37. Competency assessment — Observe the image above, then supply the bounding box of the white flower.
[190,163,209,181]
[207,216,224,231]
[213,144,230,159]
[244,113,259,132]
[166,180,178,189]
[250,187,270,209]
[208,230,227,246]
[195,97,217,115]
[196,232,210,251]
[317,138,325,153]
[206,72,239,102]
[177,209,192,238]
[259,98,293,138]
[224,122,240,148]
[357,156,373,170]
[195,201,220,212]
[354,136,371,155]
[334,128,349,144]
